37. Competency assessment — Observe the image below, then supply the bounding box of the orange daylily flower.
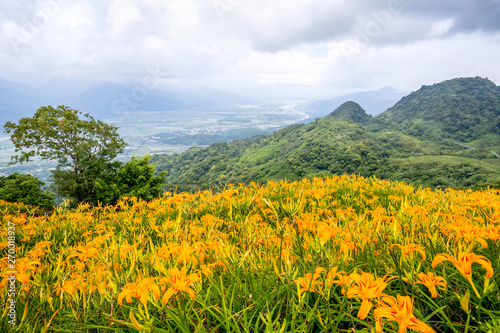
[325,266,345,288]
[391,243,426,261]
[432,251,494,297]
[15,258,41,285]
[27,241,52,259]
[347,272,390,319]
[55,274,86,296]
[450,224,488,249]
[374,295,434,333]
[159,266,200,304]
[317,223,340,244]
[339,240,359,254]
[296,267,325,294]
[332,273,352,295]
[62,280,76,295]
[416,272,447,298]
[118,242,138,259]
[484,225,500,241]
[432,252,493,281]
[118,278,161,306]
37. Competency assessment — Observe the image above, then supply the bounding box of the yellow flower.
[347,272,389,320]
[416,272,447,298]
[432,251,493,297]
[391,243,426,261]
[118,278,161,307]
[296,267,325,295]
[432,252,493,281]
[374,295,434,333]
[159,267,200,304]
[15,258,41,285]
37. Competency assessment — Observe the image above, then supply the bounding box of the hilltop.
[152,77,500,191]
[328,101,372,124]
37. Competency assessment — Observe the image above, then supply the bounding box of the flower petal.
[358,299,373,320]
[162,287,176,305]
[431,253,453,269]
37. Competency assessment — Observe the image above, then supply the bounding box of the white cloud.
[430,19,455,37]
[107,1,144,35]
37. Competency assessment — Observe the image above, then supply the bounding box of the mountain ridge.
[0,79,261,123]
[370,76,500,143]
[152,77,500,191]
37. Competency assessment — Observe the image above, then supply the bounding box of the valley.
[0,103,309,179]
[2,77,499,191]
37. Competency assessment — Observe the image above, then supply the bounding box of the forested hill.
[329,101,372,124]
[369,77,500,144]
[152,77,500,192]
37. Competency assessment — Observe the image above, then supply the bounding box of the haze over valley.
[0,78,407,177]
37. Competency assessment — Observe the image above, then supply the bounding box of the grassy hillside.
[152,114,439,192]
[2,176,499,332]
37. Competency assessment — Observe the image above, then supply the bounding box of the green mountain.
[329,101,372,124]
[152,77,500,192]
[369,77,500,146]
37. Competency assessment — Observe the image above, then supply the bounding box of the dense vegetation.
[0,173,54,210]
[3,106,166,207]
[152,77,500,192]
[369,77,500,145]
[1,175,499,332]
[329,101,372,124]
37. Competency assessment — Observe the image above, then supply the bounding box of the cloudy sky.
[1,0,500,98]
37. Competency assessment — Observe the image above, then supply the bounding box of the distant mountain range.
[1,77,408,127]
[0,78,47,126]
[0,79,259,125]
[151,77,500,191]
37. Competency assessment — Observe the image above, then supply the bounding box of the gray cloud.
[231,0,500,52]
[0,0,499,96]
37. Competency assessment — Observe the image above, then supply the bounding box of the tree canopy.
[4,105,166,206]
[4,105,126,173]
[0,173,55,210]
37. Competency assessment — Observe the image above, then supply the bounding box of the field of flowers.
[1,175,500,332]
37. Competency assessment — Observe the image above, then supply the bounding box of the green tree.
[4,105,128,206]
[117,155,167,201]
[4,105,167,206]
[0,173,55,210]
[50,158,123,206]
